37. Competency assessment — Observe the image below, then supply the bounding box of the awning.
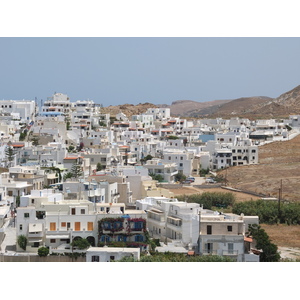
[29,223,43,232]
[244,237,253,243]
[167,216,182,221]
[46,235,70,239]
[149,208,163,214]
[28,239,43,243]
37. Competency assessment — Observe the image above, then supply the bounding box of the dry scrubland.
[218,134,300,202]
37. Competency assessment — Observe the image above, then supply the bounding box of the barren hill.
[218,134,300,202]
[101,103,157,118]
[166,99,232,116]
[100,84,300,120]
[189,96,272,119]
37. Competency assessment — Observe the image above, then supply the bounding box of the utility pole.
[278,179,282,221]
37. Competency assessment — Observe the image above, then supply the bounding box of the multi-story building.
[16,189,147,253]
[136,196,260,261]
[144,158,178,183]
[198,209,259,262]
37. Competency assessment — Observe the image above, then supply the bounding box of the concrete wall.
[0,254,85,262]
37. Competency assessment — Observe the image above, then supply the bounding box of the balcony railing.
[202,250,218,255]
[222,250,239,256]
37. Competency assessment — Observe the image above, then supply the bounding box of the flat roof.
[86,247,140,253]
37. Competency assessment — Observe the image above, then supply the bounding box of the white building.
[86,246,140,262]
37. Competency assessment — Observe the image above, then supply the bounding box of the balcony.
[222,250,239,256]
[202,250,218,255]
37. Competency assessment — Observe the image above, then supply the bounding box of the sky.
[1,37,300,107]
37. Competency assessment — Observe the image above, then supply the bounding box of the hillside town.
[1,92,299,262]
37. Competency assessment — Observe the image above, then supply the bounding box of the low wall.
[0,255,85,262]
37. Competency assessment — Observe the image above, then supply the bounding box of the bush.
[71,238,91,250]
[17,235,27,250]
[38,247,49,257]
[232,200,300,225]
[177,192,235,209]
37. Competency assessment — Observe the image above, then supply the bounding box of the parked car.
[187,177,195,182]
[182,180,192,184]
[206,178,216,184]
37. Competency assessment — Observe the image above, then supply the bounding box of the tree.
[17,235,27,250]
[70,162,83,179]
[71,238,91,250]
[31,136,40,146]
[149,173,164,182]
[5,146,15,167]
[174,173,186,183]
[167,135,179,140]
[140,154,153,165]
[247,224,281,262]
[38,246,49,257]
[96,162,104,171]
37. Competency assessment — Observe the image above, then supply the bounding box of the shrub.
[38,247,49,257]
[17,235,27,250]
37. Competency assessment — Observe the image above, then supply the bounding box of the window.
[50,239,56,243]
[228,243,234,254]
[19,224,23,230]
[81,209,85,215]
[50,222,56,231]
[227,225,233,232]
[87,222,94,231]
[24,213,29,218]
[74,222,81,231]
[92,256,99,262]
[207,225,212,235]
[71,208,76,215]
[205,243,213,253]
[135,234,144,242]
[61,222,66,227]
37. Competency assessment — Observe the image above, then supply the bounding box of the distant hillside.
[164,99,232,116]
[190,96,273,119]
[101,103,157,118]
[101,84,300,120]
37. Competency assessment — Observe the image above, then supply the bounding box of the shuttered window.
[88,222,93,231]
[74,222,81,231]
[50,222,56,231]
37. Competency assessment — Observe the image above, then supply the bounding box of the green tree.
[17,235,27,250]
[5,146,15,167]
[67,145,76,153]
[31,136,40,146]
[140,154,153,165]
[149,173,164,182]
[177,192,235,209]
[167,135,179,140]
[71,238,91,250]
[96,162,104,171]
[174,173,186,183]
[38,246,49,257]
[70,162,83,179]
[247,224,280,262]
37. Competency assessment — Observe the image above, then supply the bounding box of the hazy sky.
[1,37,300,107]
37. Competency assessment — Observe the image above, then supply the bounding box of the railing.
[202,250,218,255]
[222,250,239,256]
